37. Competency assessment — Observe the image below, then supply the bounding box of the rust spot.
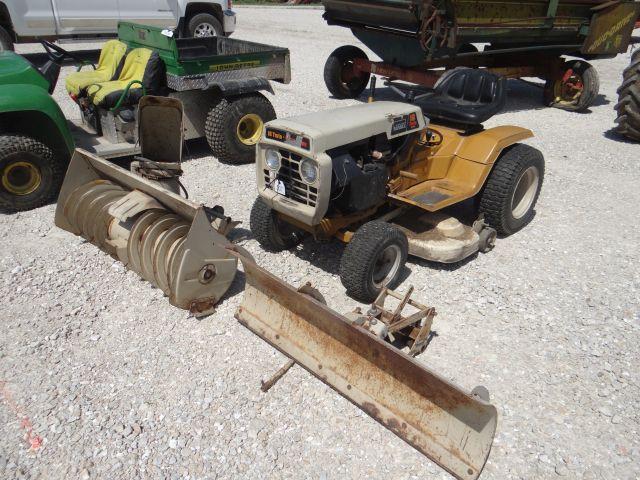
[347,384,351,390]
[275,334,280,340]
[318,364,323,370]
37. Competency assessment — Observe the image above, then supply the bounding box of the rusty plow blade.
[55,149,238,315]
[236,258,497,480]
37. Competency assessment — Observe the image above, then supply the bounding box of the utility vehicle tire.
[545,60,599,112]
[205,93,276,164]
[339,221,408,303]
[478,143,544,236]
[0,26,13,51]
[187,13,223,37]
[0,135,64,212]
[250,197,304,252]
[614,49,640,142]
[324,45,371,99]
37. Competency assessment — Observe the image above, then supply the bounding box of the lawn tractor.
[251,68,545,302]
[321,0,640,113]
[0,21,290,212]
[54,97,498,480]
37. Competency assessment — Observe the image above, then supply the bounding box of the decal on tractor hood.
[265,127,310,150]
[391,112,420,135]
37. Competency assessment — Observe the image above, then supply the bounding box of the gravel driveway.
[1,7,639,480]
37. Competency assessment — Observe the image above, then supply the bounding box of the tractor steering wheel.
[41,40,92,67]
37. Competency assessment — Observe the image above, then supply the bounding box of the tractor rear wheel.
[324,45,371,99]
[250,197,304,252]
[205,93,276,164]
[478,143,544,236]
[339,221,408,303]
[0,135,64,212]
[614,49,640,142]
[545,60,599,112]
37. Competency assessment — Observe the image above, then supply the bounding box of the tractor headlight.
[265,149,281,170]
[299,158,318,184]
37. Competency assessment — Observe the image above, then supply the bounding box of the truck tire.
[187,13,223,37]
[250,197,304,251]
[478,144,544,236]
[614,49,640,142]
[324,45,371,99]
[339,221,408,303]
[205,93,276,164]
[0,25,13,51]
[0,135,64,212]
[545,60,599,112]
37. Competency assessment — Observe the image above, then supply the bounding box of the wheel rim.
[372,244,402,289]
[194,23,217,37]
[552,68,584,106]
[236,114,264,146]
[2,161,42,196]
[511,166,540,220]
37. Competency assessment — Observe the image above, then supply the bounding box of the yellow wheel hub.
[236,113,264,146]
[2,161,41,196]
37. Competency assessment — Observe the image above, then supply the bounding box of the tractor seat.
[65,40,127,97]
[86,48,165,109]
[420,68,506,128]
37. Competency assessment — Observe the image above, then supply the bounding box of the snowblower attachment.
[235,256,498,480]
[54,150,238,315]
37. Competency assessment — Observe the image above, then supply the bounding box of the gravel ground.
[1,8,639,480]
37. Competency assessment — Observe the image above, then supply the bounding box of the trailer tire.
[0,135,63,212]
[205,93,276,164]
[0,25,13,51]
[324,45,371,99]
[546,60,599,112]
[250,197,304,251]
[187,13,223,37]
[478,144,544,236]
[340,221,408,303]
[614,49,640,142]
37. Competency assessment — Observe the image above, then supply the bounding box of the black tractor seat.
[420,68,506,130]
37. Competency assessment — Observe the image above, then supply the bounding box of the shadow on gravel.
[603,128,639,144]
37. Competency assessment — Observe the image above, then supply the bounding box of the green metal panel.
[0,83,74,154]
[0,51,51,91]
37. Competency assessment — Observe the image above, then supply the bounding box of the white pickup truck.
[0,0,236,50]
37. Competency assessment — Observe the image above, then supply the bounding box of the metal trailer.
[322,0,640,111]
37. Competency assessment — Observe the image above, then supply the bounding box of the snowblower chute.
[236,256,498,480]
[54,150,238,315]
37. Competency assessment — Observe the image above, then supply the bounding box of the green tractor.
[0,23,291,212]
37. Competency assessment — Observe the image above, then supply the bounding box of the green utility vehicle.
[0,22,290,212]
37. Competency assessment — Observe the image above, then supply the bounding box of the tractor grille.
[264,150,317,207]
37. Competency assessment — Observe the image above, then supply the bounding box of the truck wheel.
[250,197,304,251]
[324,45,371,99]
[187,13,223,37]
[614,49,640,142]
[205,93,276,164]
[478,144,544,236]
[339,221,408,303]
[0,135,64,212]
[0,26,13,51]
[545,60,599,112]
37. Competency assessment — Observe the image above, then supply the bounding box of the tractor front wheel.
[205,93,276,164]
[324,45,371,99]
[250,197,304,252]
[339,221,408,303]
[614,49,640,141]
[0,135,64,212]
[478,143,544,236]
[545,60,599,112]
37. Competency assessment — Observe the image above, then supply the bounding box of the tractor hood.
[262,102,427,154]
[0,51,50,91]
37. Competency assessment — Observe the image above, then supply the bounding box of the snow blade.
[235,256,497,480]
[55,149,238,315]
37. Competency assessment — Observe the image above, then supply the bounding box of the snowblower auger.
[54,149,238,316]
[235,255,498,480]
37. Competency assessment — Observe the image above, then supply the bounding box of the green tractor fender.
[0,83,74,158]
